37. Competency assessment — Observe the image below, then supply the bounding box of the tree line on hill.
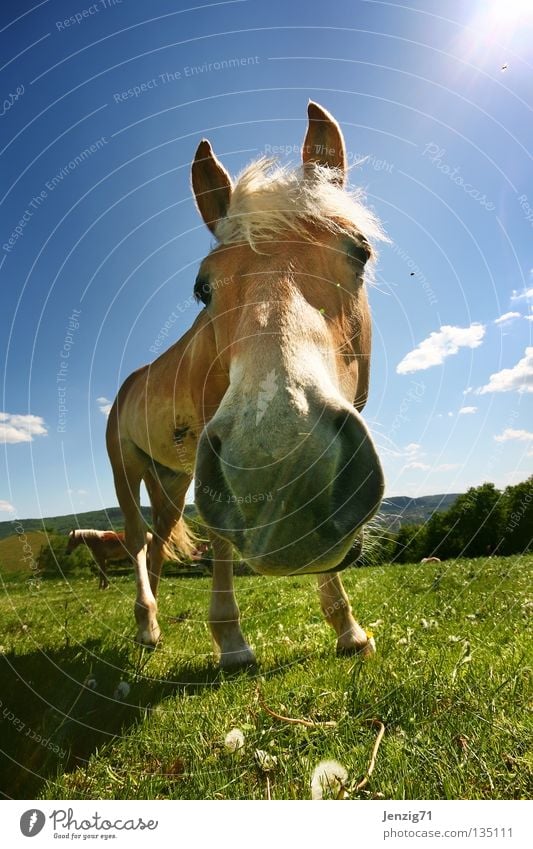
[369,476,533,564]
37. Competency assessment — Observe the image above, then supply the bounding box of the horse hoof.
[336,636,376,658]
[219,646,257,670]
[136,628,161,649]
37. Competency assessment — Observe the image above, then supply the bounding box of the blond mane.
[71,529,101,539]
[215,159,386,252]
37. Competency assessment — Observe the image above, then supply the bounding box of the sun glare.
[483,0,533,31]
[459,0,533,63]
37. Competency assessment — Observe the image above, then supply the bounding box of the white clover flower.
[311,759,348,800]
[254,749,277,771]
[113,680,130,700]
[224,728,245,752]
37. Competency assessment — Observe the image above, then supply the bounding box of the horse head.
[191,102,385,576]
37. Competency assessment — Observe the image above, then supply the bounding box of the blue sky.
[1,0,532,519]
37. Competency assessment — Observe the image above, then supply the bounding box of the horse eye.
[194,276,212,306]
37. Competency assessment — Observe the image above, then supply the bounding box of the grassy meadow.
[0,554,531,800]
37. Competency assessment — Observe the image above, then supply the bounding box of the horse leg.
[208,533,255,669]
[317,573,375,658]
[143,466,193,599]
[95,553,109,590]
[110,442,157,646]
[101,558,109,590]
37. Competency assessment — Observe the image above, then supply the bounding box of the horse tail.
[162,516,198,562]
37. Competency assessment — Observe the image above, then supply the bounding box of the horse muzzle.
[194,400,383,575]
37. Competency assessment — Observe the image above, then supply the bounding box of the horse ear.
[192,140,233,235]
[302,101,347,185]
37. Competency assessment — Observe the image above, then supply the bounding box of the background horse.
[106,102,385,667]
[66,529,153,589]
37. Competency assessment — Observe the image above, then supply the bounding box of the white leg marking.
[132,537,160,647]
[209,536,255,668]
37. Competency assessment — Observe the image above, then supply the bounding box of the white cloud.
[378,440,423,461]
[478,347,533,395]
[0,500,15,513]
[494,311,521,325]
[0,413,47,444]
[401,461,459,473]
[396,323,485,374]
[494,428,533,443]
[525,315,533,322]
[510,287,533,301]
[97,396,112,417]
[458,406,478,415]
[400,444,427,471]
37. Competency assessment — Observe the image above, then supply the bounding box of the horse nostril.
[333,409,352,435]
[207,432,222,457]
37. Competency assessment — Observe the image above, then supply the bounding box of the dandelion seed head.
[224,728,245,752]
[311,759,348,800]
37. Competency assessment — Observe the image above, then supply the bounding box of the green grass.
[0,556,531,800]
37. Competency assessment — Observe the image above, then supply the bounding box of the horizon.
[3,485,523,525]
[1,0,532,520]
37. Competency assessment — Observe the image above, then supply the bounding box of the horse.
[106,101,385,667]
[66,529,153,589]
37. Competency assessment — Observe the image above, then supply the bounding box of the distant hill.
[0,530,48,576]
[377,493,460,531]
[0,504,201,542]
[0,507,149,541]
[0,496,459,542]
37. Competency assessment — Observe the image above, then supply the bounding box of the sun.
[483,0,533,29]
[461,0,533,57]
